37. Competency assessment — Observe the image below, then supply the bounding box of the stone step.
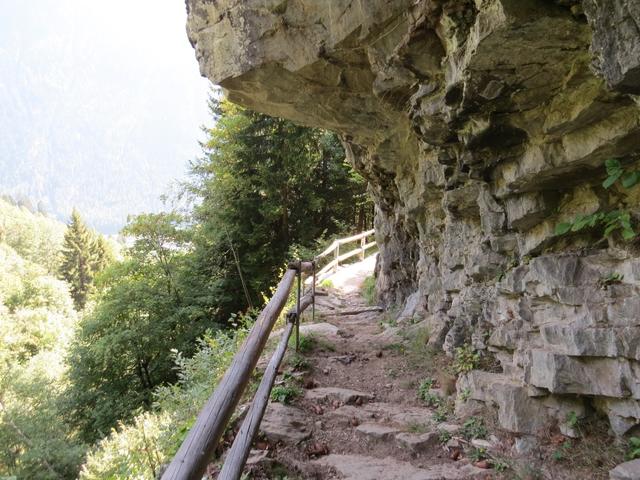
[313,454,486,479]
[299,322,340,337]
[305,387,373,405]
[260,403,311,444]
[331,402,435,429]
[395,431,439,452]
[355,423,400,441]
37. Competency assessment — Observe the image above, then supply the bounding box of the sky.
[0,0,212,233]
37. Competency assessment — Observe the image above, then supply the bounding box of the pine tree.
[59,209,97,310]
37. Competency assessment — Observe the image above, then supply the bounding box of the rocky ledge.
[186,0,640,439]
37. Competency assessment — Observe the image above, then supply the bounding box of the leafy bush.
[79,326,249,480]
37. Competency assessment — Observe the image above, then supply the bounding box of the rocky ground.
[207,258,632,480]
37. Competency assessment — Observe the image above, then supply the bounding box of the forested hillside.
[0,198,85,478]
[0,97,371,479]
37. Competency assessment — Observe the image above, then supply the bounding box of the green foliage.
[0,204,86,479]
[626,437,640,460]
[555,158,638,241]
[492,458,509,472]
[453,344,480,375]
[186,98,371,320]
[65,213,213,441]
[554,210,636,240]
[270,384,301,405]
[599,272,624,289]
[603,159,640,190]
[460,417,488,440]
[59,209,113,310]
[438,429,452,443]
[566,410,579,429]
[286,353,310,371]
[361,275,376,305]
[469,447,487,462]
[319,279,334,288]
[460,387,471,402]
[79,326,248,479]
[293,333,316,354]
[432,404,451,422]
[418,378,442,407]
[0,197,65,273]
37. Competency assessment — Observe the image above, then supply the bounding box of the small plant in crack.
[453,344,480,374]
[460,416,487,440]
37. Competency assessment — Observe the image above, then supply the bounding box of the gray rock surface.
[356,423,400,441]
[313,454,484,480]
[305,387,373,405]
[260,403,311,444]
[187,0,640,437]
[610,458,640,480]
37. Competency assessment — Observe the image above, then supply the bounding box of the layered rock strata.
[186,0,640,438]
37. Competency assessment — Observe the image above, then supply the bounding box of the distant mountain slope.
[0,0,210,233]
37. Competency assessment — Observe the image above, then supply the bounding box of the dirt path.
[215,257,501,480]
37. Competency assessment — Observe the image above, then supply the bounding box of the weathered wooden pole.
[217,294,315,480]
[161,268,298,480]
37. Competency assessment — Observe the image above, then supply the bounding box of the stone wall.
[186,0,640,439]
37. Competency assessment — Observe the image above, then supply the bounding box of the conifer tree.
[59,209,97,310]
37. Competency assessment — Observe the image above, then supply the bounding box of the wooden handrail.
[162,268,298,480]
[315,229,374,259]
[218,293,315,479]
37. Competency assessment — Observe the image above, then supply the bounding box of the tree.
[65,213,208,441]
[58,209,109,310]
[186,97,371,318]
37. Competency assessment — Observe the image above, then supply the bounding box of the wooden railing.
[162,230,377,480]
[314,229,376,284]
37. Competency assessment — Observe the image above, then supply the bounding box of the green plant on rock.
[603,158,640,190]
[626,436,640,460]
[469,447,487,462]
[270,384,301,405]
[598,272,624,289]
[418,378,443,407]
[432,404,451,422]
[492,458,509,472]
[555,158,638,241]
[566,410,579,429]
[453,344,480,375]
[438,429,452,444]
[554,210,636,240]
[460,387,471,402]
[319,279,334,289]
[287,353,310,371]
[460,416,487,440]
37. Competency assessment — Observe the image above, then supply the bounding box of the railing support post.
[335,243,339,272]
[312,261,316,323]
[360,235,366,260]
[295,261,301,352]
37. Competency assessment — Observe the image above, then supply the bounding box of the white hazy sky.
[0,0,213,232]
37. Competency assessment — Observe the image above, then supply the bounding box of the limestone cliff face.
[187,0,640,438]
